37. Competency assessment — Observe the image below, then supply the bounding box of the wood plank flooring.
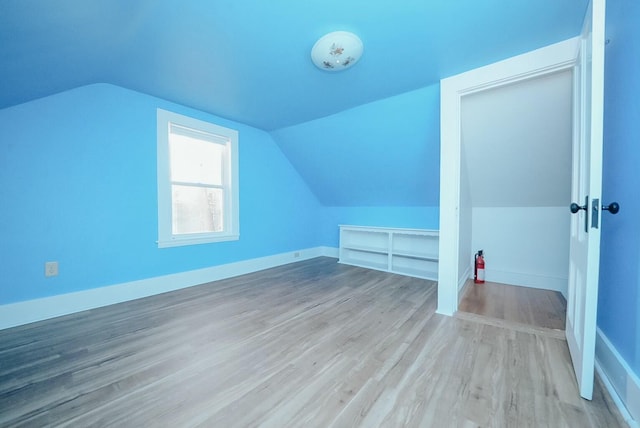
[0,258,626,427]
[459,280,567,332]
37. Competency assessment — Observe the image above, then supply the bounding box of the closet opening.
[455,70,573,332]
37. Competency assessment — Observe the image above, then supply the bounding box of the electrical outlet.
[294,252,300,258]
[45,261,59,277]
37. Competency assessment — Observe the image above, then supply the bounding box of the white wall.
[461,71,573,208]
[471,207,569,296]
[458,133,473,290]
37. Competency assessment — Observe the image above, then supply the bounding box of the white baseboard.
[321,246,339,258]
[0,246,339,331]
[596,327,640,427]
[458,265,472,300]
[484,268,567,297]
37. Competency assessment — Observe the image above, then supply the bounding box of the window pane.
[172,185,224,234]
[169,133,224,185]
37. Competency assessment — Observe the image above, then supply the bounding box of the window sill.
[157,233,239,248]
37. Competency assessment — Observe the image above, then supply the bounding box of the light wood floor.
[0,258,626,427]
[459,280,567,334]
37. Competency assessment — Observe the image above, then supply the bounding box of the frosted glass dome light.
[311,31,363,72]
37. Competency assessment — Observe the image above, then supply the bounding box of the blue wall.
[598,0,640,374]
[0,84,322,305]
[271,85,441,248]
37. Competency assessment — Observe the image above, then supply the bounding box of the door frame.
[437,38,580,315]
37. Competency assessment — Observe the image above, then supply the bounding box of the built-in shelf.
[392,251,438,261]
[339,225,439,281]
[341,244,388,255]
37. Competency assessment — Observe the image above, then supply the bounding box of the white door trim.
[437,37,580,315]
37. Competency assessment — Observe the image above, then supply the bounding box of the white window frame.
[157,108,239,248]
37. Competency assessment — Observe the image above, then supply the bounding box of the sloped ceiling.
[461,70,573,208]
[2,0,588,131]
[271,84,441,206]
[1,1,588,209]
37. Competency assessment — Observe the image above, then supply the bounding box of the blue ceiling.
[1,0,589,209]
[272,84,442,206]
[1,0,589,131]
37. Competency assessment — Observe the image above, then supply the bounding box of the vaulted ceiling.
[1,0,589,208]
[2,0,588,131]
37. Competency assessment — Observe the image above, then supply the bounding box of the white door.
[566,0,606,401]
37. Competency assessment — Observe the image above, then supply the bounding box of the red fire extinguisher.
[474,250,485,284]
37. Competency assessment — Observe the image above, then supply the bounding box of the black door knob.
[602,202,620,214]
[570,202,587,213]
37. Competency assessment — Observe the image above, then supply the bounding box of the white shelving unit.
[339,225,439,280]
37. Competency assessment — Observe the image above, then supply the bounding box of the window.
[157,109,239,248]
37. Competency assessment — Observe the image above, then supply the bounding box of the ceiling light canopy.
[311,31,363,72]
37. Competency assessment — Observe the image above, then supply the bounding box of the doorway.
[456,70,573,331]
[437,37,580,317]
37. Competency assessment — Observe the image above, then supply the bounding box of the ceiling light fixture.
[311,31,363,72]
